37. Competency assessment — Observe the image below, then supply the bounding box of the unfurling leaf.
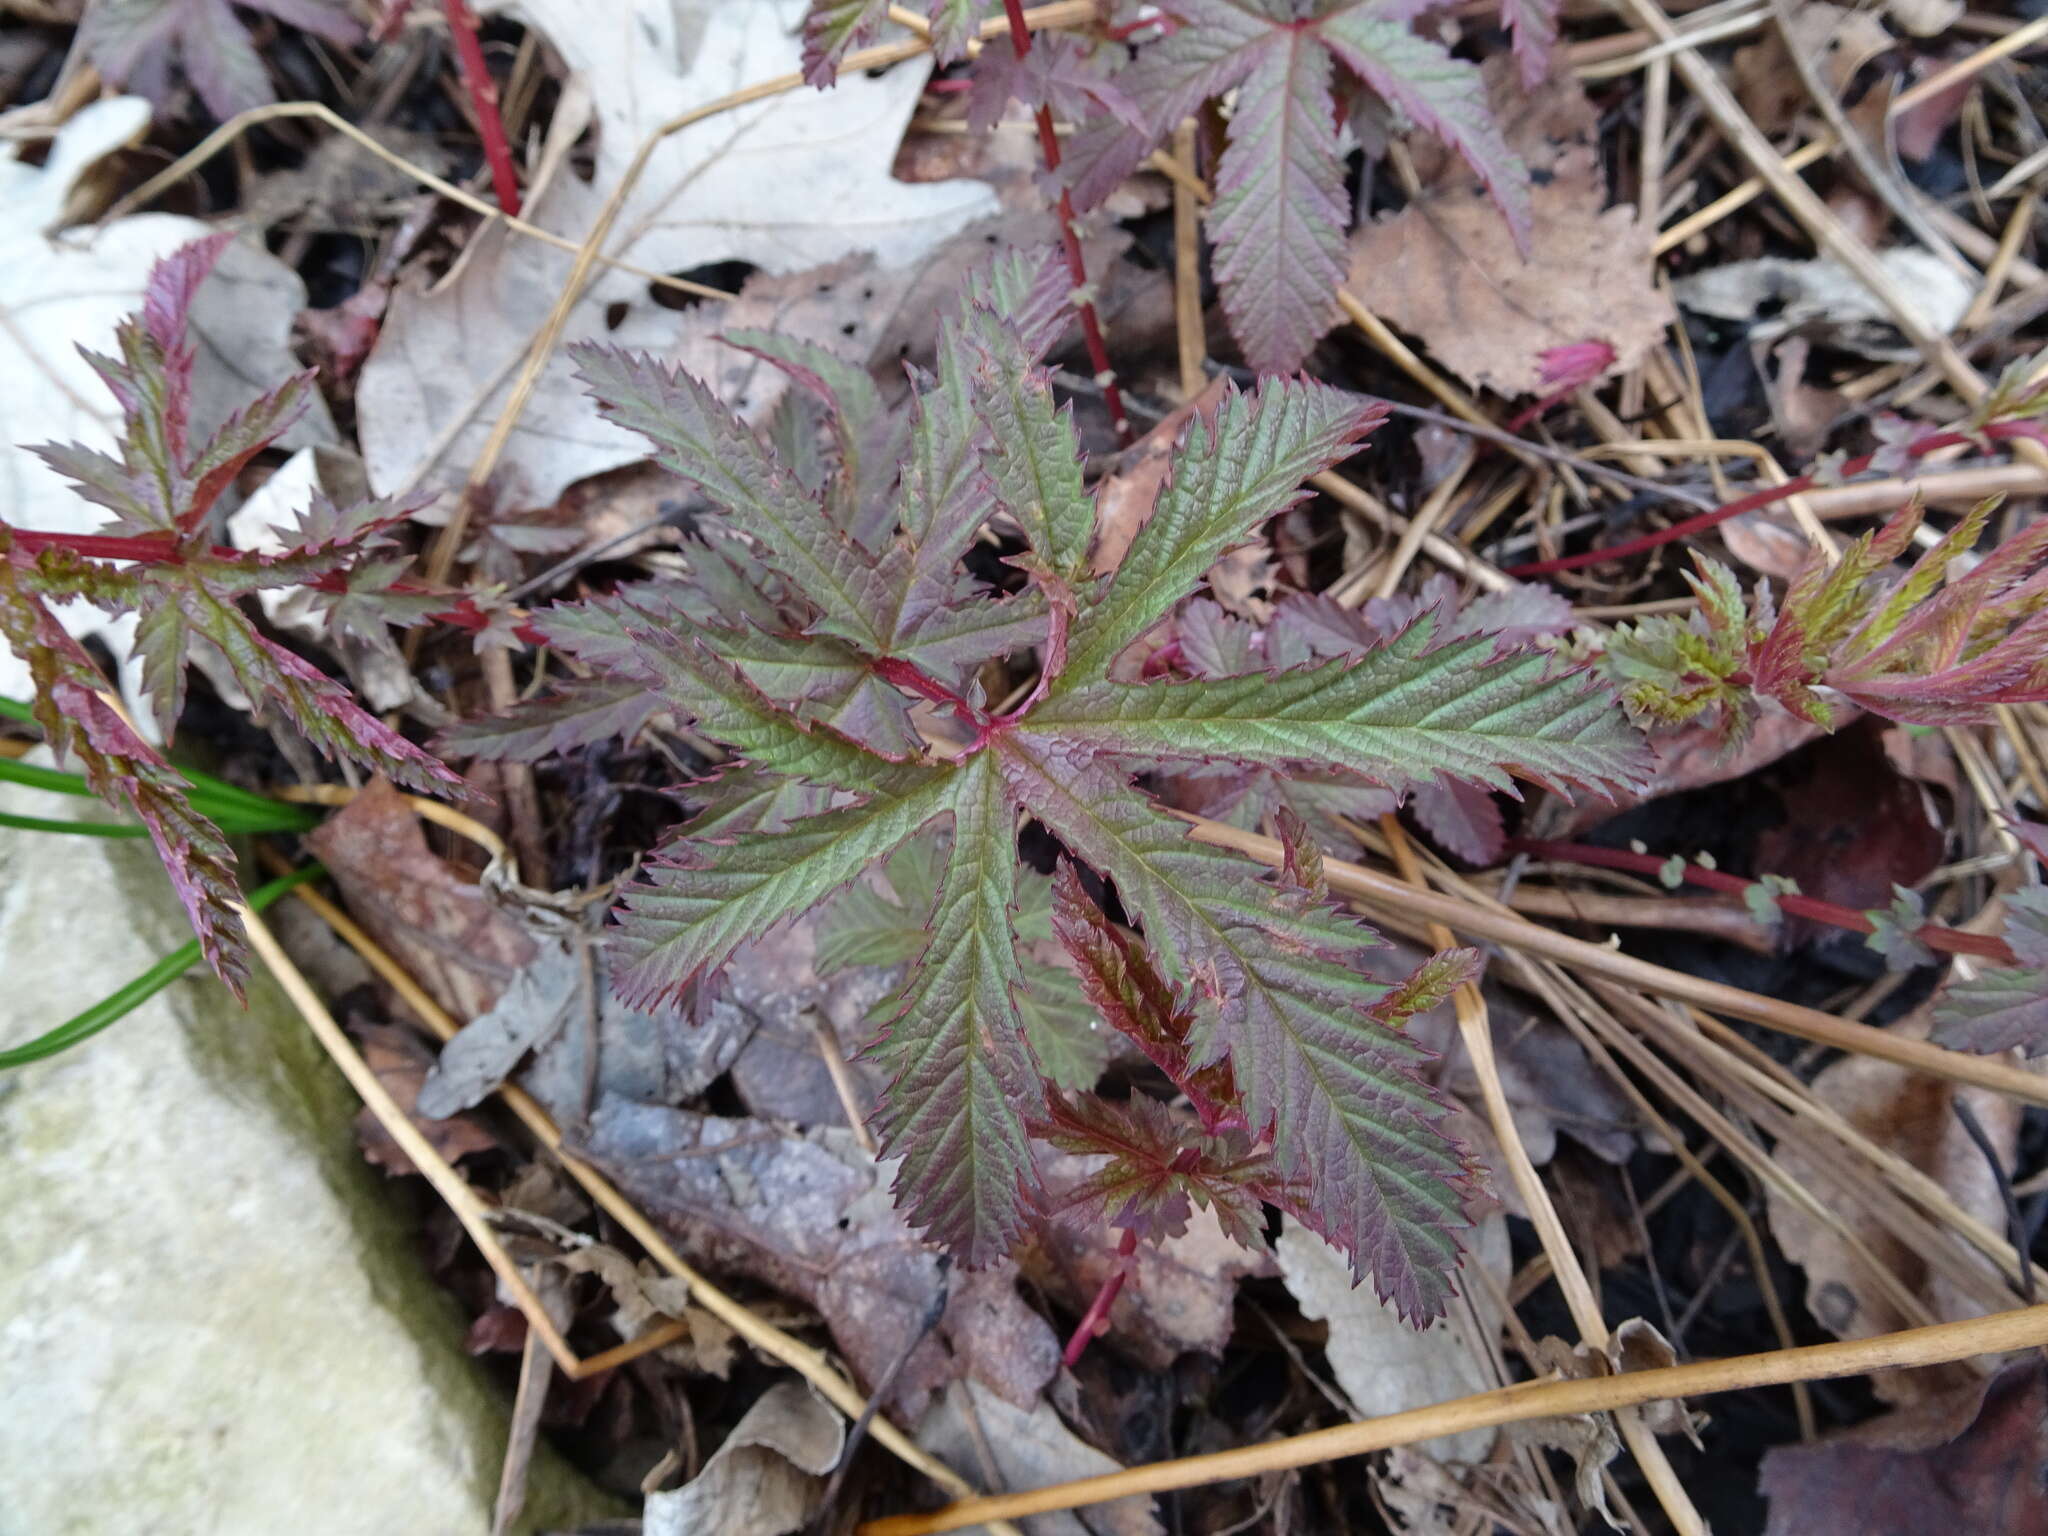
[454,254,1650,1319]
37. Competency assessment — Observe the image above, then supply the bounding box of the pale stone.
[0,788,614,1534]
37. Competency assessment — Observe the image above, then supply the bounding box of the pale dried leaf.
[1346,68,1671,398]
[358,1,995,508]
[643,1381,845,1536]
[916,1381,1164,1536]
[1277,1213,1508,1462]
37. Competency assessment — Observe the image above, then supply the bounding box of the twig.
[1509,837,2017,965]
[1178,812,2048,1109]
[1062,1227,1139,1368]
[1378,818,1706,1536]
[997,0,1133,446]
[859,1303,2048,1534]
[1171,119,1206,403]
[441,0,521,215]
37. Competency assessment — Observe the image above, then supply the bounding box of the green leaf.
[867,754,1041,1260]
[1059,379,1383,686]
[611,766,960,1010]
[966,309,1097,580]
[1039,613,1646,798]
[572,343,894,652]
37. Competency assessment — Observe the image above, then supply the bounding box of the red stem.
[441,0,522,217]
[1505,426,2031,579]
[998,0,1133,447]
[1507,836,2017,966]
[1062,1226,1140,1369]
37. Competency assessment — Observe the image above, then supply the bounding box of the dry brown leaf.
[571,1106,1059,1421]
[1088,378,1231,579]
[916,1381,1165,1536]
[1761,1359,2048,1533]
[1345,67,1673,399]
[1277,1214,1509,1462]
[306,777,538,1021]
[1734,2,1897,135]
[643,1381,845,1536]
[351,1022,499,1176]
[1763,1001,2022,1403]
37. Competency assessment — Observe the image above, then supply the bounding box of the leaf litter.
[11,0,2048,1529]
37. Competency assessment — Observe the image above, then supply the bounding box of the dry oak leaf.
[1346,65,1673,399]
[305,776,538,1022]
[357,0,995,510]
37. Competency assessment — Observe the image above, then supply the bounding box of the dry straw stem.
[862,1303,2048,1534]
[428,0,1097,585]
[1650,17,2048,256]
[256,829,1016,1526]
[1180,813,2048,1109]
[1376,820,1707,1536]
[236,899,589,1377]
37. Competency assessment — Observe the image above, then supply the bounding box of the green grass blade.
[0,811,153,838]
[0,864,326,1071]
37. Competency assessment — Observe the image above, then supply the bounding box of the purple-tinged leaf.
[966,31,1144,137]
[999,739,1474,1321]
[1316,8,1533,253]
[1060,379,1385,685]
[1039,1091,1273,1249]
[439,678,660,763]
[1051,861,1239,1132]
[1036,613,1649,802]
[572,343,895,653]
[1060,0,1272,213]
[1864,885,1935,973]
[0,562,246,992]
[1368,947,1479,1026]
[925,0,988,63]
[612,765,960,1012]
[1411,779,1505,864]
[868,754,1042,1262]
[1206,31,1349,373]
[801,0,890,87]
[964,308,1097,580]
[1933,890,2048,1056]
[1498,0,1560,89]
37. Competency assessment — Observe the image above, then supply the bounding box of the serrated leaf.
[865,754,1041,1260]
[612,764,960,1011]
[1316,6,1531,252]
[572,343,893,652]
[801,0,891,87]
[1933,889,2048,1056]
[437,678,659,763]
[1499,0,1560,88]
[1061,379,1384,685]
[1051,861,1238,1131]
[966,309,1096,580]
[1039,613,1646,799]
[1039,1091,1273,1248]
[1206,31,1348,374]
[1000,738,1473,1321]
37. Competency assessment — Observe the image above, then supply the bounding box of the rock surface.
[0,786,611,1534]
